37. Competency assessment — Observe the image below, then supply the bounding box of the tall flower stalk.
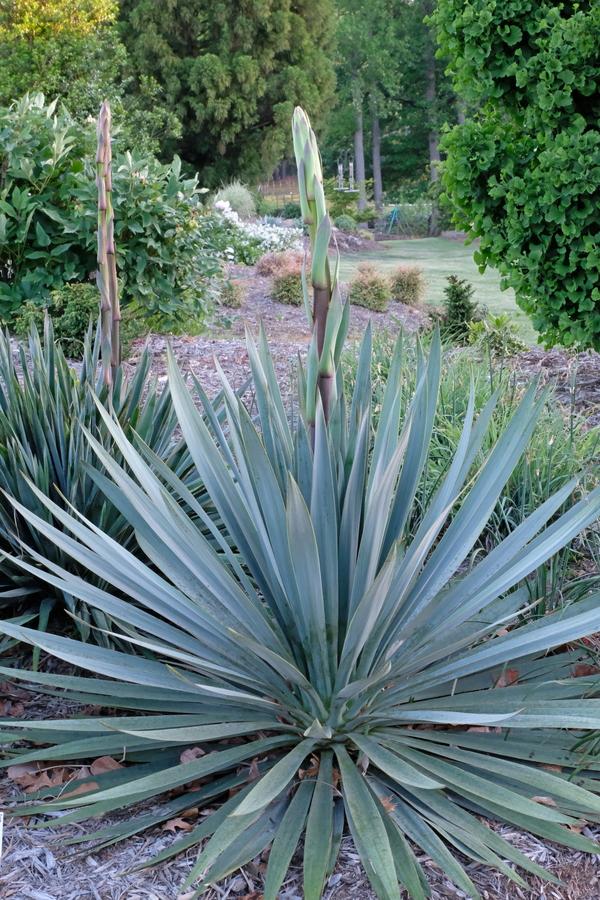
[96,100,120,387]
[293,108,348,426]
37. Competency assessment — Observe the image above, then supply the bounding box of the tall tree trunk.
[371,104,383,211]
[353,88,367,211]
[424,15,440,235]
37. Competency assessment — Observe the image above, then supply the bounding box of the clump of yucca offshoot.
[1,109,600,900]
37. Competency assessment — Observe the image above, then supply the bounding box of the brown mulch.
[125,266,426,400]
[3,271,600,898]
[514,347,600,428]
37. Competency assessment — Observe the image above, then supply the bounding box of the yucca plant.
[0,318,200,638]
[0,101,226,639]
[2,332,600,896]
[2,109,600,898]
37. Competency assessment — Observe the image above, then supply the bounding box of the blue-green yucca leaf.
[2,330,600,899]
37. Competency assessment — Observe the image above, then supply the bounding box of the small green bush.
[468,313,527,358]
[219,279,244,309]
[334,214,357,232]
[271,268,304,306]
[443,275,479,340]
[348,263,390,311]
[213,180,256,217]
[255,195,279,217]
[390,265,425,306]
[278,200,302,219]
[14,283,145,359]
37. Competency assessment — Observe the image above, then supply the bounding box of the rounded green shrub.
[0,94,222,327]
[348,263,390,311]
[213,180,256,217]
[390,265,425,306]
[271,269,303,306]
[334,214,357,232]
[219,279,245,309]
[279,201,302,219]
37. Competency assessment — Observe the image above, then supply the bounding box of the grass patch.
[337,237,537,344]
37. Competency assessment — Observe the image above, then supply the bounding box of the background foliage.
[119,0,336,184]
[435,0,600,349]
[0,94,222,327]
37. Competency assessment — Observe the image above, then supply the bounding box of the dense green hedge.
[434,1,600,349]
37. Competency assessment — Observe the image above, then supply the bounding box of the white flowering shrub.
[212,200,304,265]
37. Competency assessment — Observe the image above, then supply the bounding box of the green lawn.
[337,237,537,344]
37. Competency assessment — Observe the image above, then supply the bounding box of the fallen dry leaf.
[0,700,25,716]
[573,663,600,677]
[90,755,123,775]
[494,668,519,688]
[60,779,100,799]
[163,817,194,833]
[7,762,40,783]
[0,681,30,699]
[180,747,205,764]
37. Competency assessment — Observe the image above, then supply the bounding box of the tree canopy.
[120,0,336,184]
[0,0,116,38]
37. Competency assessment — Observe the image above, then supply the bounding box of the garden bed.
[2,268,600,900]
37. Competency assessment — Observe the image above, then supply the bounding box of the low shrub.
[443,274,479,339]
[219,279,244,309]
[13,282,145,358]
[468,313,527,358]
[348,263,390,311]
[213,180,256,217]
[334,214,357,232]
[390,265,425,306]
[256,249,306,277]
[278,200,302,219]
[255,196,279,217]
[271,267,304,306]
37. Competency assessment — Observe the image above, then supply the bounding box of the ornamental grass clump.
[348,263,391,311]
[2,108,600,900]
[271,261,305,306]
[390,265,425,306]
